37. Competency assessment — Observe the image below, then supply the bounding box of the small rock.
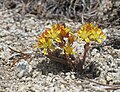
[91,48,99,56]
[0,30,9,37]
[26,77,32,81]
[71,74,75,79]
[32,70,40,78]
[106,75,113,82]
[99,79,107,85]
[5,40,12,45]
[114,89,120,92]
[48,87,55,92]
[46,76,52,81]
[65,72,71,76]
[17,70,25,78]
[16,59,32,78]
[65,75,71,80]
[103,28,108,33]
[18,85,28,92]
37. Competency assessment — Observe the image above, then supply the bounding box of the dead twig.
[8,47,28,56]
[45,54,68,65]
[105,86,120,90]
[84,78,120,88]
[8,47,31,67]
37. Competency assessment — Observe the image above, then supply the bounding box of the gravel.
[0,8,120,92]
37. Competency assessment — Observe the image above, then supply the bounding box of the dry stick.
[11,57,25,67]
[77,78,120,91]
[105,87,120,90]
[8,47,28,56]
[8,47,31,66]
[45,55,67,65]
[84,78,120,90]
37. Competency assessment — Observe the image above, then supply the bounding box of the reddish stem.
[83,43,90,65]
[77,43,89,71]
[47,48,52,55]
[66,54,73,67]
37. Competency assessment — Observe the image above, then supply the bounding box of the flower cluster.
[35,22,106,70]
[36,24,76,55]
[35,23,106,58]
[77,23,106,43]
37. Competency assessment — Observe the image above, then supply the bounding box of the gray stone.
[16,59,32,78]
[91,48,99,56]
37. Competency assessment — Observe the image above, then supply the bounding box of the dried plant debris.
[0,0,119,27]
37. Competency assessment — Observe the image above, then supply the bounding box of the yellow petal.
[85,38,90,43]
[97,39,102,43]
[55,38,61,42]
[33,43,38,48]
[90,35,94,39]
[101,35,106,39]
[71,51,76,54]
[43,49,47,55]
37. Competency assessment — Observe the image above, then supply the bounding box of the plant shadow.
[36,59,72,75]
[35,57,101,79]
[78,61,101,79]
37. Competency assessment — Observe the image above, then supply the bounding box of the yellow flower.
[36,36,54,55]
[50,24,72,43]
[63,43,75,55]
[37,37,46,48]
[49,28,61,42]
[41,28,51,38]
[77,28,91,43]
[90,27,106,43]
[77,23,106,43]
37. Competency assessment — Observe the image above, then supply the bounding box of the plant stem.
[66,54,73,68]
[47,48,52,55]
[83,43,90,65]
